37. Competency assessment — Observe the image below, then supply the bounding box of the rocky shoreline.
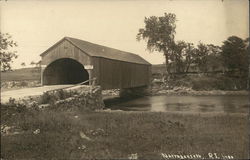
[151,87,249,96]
[3,86,104,111]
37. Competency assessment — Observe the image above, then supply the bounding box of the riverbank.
[151,87,249,96]
[1,102,249,159]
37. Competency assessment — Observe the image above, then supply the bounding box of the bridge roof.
[41,37,151,65]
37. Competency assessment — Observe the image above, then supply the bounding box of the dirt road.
[1,85,74,103]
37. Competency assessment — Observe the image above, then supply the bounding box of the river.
[104,95,249,113]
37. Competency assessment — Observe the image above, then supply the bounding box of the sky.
[0,0,249,69]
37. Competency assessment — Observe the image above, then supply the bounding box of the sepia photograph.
[0,0,249,159]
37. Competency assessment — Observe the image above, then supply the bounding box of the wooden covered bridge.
[40,37,151,90]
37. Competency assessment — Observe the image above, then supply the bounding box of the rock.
[78,145,86,150]
[4,85,104,111]
[1,125,24,136]
[79,131,91,141]
[89,128,105,136]
[33,129,40,134]
[28,101,39,108]
[1,125,12,135]
[128,153,138,160]
[38,104,50,109]
[95,128,105,135]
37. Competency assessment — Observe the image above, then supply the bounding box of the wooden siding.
[93,57,151,90]
[41,39,151,89]
[41,39,92,66]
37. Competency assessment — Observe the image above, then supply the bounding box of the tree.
[183,43,196,73]
[221,36,248,75]
[206,44,222,72]
[244,37,250,89]
[137,13,177,75]
[170,41,187,73]
[194,42,210,73]
[21,62,26,67]
[35,60,41,68]
[0,32,18,71]
[193,43,223,73]
[30,61,36,67]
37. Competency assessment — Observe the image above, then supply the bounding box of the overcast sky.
[0,0,249,68]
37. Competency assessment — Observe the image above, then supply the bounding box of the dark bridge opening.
[43,58,89,85]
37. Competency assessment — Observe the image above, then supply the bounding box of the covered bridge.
[40,37,151,90]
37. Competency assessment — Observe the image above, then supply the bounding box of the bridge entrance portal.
[42,58,89,85]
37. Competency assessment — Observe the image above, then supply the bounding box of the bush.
[38,92,55,104]
[37,89,77,105]
[191,76,247,91]
[154,73,248,91]
[19,81,28,87]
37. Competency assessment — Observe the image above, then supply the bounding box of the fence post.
[92,78,96,87]
[40,65,47,85]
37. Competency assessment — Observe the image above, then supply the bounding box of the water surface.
[105,95,249,113]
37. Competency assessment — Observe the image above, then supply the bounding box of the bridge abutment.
[119,85,151,98]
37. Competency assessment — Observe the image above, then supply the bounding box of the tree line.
[167,37,248,75]
[137,13,249,77]
[21,61,41,68]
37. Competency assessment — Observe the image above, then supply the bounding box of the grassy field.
[1,103,249,159]
[1,67,40,82]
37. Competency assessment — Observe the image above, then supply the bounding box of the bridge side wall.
[40,39,152,89]
[92,57,151,90]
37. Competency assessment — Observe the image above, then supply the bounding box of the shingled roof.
[41,37,151,65]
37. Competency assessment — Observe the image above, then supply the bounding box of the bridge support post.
[86,69,93,85]
[119,85,151,98]
[40,65,47,86]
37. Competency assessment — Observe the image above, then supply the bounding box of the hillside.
[151,64,166,74]
[1,68,40,82]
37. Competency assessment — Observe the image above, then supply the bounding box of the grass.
[152,73,248,91]
[1,67,41,91]
[1,103,249,159]
[1,67,40,82]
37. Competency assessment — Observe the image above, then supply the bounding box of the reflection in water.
[105,95,249,113]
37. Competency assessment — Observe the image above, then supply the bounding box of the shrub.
[191,76,247,90]
[38,92,55,104]
[19,81,28,87]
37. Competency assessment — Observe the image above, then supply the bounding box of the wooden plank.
[42,39,92,66]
